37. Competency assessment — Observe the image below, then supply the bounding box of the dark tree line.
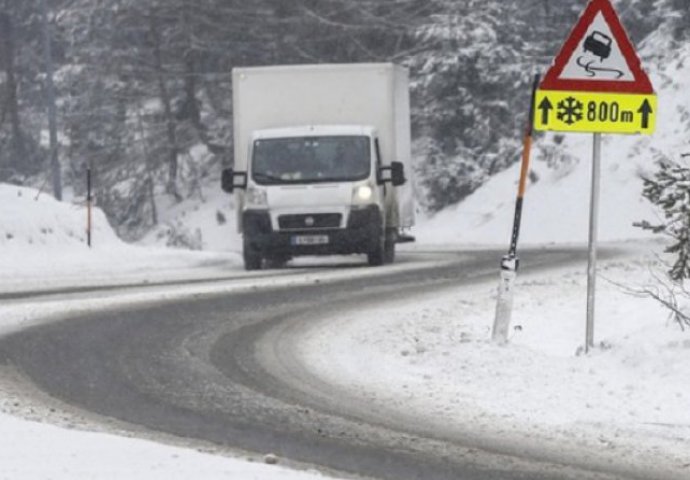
[0,0,684,238]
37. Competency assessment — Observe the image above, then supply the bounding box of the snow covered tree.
[410,0,527,211]
[0,0,50,181]
[637,155,690,281]
[654,0,689,42]
[2,0,685,239]
[634,151,690,331]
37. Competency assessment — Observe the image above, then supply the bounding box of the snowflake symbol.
[557,96,584,125]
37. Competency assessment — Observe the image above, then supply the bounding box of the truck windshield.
[252,136,371,185]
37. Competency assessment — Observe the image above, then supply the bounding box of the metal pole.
[87,168,92,248]
[586,133,602,353]
[40,0,61,201]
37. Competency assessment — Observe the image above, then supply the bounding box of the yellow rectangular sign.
[534,90,656,134]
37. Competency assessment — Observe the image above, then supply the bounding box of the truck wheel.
[383,229,396,264]
[265,255,290,269]
[367,235,385,266]
[243,238,262,271]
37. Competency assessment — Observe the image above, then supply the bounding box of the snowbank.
[139,182,241,253]
[298,247,690,478]
[0,183,121,249]
[0,411,338,480]
[0,183,241,293]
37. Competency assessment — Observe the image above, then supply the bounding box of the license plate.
[291,235,329,246]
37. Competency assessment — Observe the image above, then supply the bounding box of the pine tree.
[3,0,687,239]
[0,0,50,181]
[410,0,527,211]
[655,0,690,42]
[637,155,690,281]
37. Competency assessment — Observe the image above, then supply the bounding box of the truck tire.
[383,229,396,264]
[367,234,385,266]
[265,255,290,269]
[243,237,262,271]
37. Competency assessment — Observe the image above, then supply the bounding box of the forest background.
[0,0,687,239]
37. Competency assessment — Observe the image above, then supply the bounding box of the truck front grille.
[278,213,342,230]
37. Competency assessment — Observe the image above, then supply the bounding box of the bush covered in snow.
[638,154,690,281]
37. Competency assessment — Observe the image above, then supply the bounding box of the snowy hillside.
[0,183,240,292]
[138,173,241,253]
[0,183,122,249]
[417,37,690,246]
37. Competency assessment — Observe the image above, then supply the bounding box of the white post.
[493,256,518,344]
[586,133,602,353]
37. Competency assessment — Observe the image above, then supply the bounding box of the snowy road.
[0,248,629,480]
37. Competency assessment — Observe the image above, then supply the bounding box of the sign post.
[586,133,601,352]
[534,0,656,352]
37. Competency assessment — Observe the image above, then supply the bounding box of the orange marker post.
[492,74,540,344]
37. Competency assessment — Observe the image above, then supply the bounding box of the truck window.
[252,136,371,185]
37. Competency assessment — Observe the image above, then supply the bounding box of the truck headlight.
[245,186,268,208]
[352,185,373,205]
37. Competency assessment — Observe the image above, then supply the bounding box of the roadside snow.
[0,411,336,480]
[138,174,243,253]
[297,246,690,478]
[0,183,243,293]
[0,183,347,480]
[0,184,121,247]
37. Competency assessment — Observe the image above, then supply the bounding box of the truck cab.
[223,125,405,269]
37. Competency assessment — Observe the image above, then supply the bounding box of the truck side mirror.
[221,168,247,193]
[391,161,406,187]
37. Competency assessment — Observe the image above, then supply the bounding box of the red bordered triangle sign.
[540,0,653,94]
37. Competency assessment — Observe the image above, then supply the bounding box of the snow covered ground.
[3,181,688,479]
[0,412,336,480]
[0,184,348,480]
[0,183,244,294]
[297,244,690,479]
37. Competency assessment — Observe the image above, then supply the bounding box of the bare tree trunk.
[40,0,62,200]
[136,103,158,226]
[0,11,28,173]
[183,4,200,126]
[542,0,551,17]
[180,3,210,151]
[149,11,181,201]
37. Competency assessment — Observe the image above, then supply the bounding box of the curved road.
[0,248,630,480]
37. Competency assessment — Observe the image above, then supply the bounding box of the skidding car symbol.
[584,31,612,61]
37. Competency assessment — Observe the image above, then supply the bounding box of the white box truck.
[222,63,414,270]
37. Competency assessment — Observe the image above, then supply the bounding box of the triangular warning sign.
[540,0,653,94]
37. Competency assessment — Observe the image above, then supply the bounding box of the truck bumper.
[243,207,382,256]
